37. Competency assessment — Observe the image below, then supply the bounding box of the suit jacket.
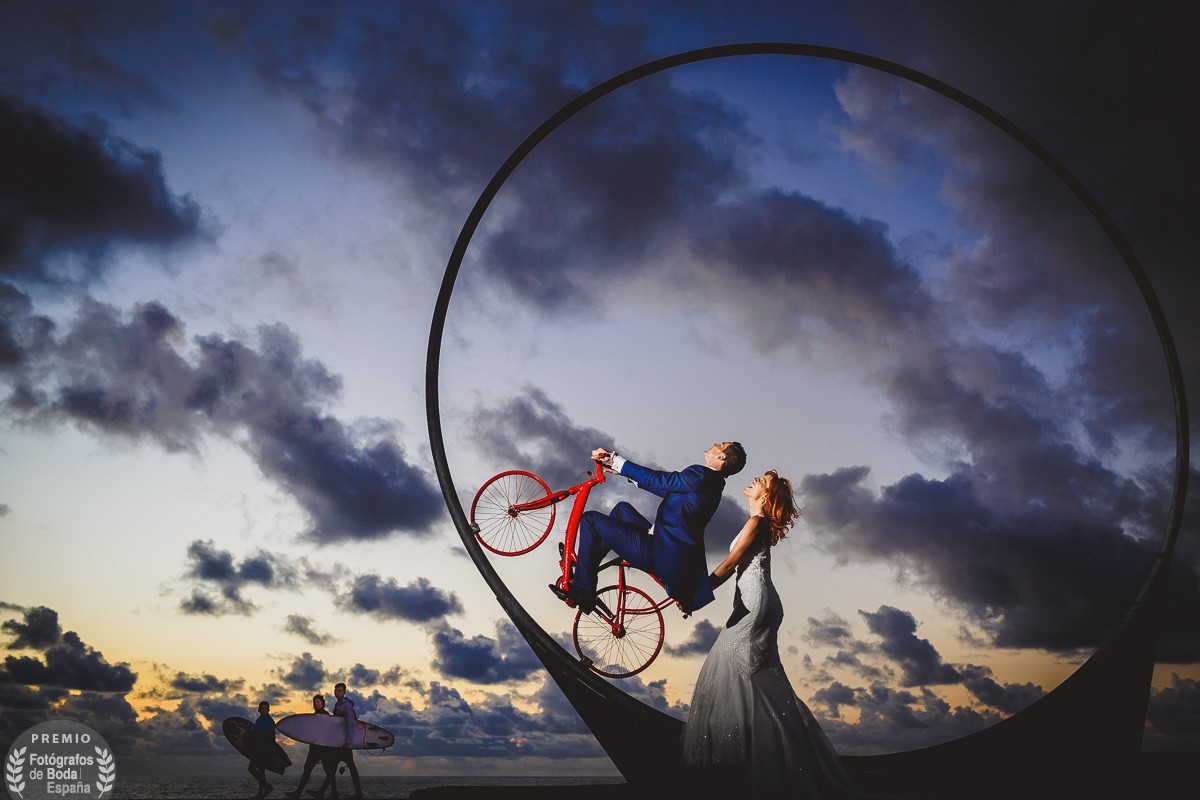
[618,459,723,612]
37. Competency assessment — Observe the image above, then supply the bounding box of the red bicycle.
[470,460,680,678]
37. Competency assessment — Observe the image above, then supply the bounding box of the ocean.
[101,774,624,799]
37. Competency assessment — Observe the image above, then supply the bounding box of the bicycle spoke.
[470,471,555,556]
[573,585,664,678]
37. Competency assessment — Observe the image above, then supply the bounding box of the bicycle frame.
[510,459,608,596]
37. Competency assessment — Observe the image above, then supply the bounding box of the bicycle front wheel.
[573,585,664,678]
[470,470,555,556]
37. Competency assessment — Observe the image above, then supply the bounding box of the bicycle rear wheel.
[470,470,555,556]
[573,585,664,678]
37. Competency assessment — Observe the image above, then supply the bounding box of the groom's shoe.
[548,582,597,614]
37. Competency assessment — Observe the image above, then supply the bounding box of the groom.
[560,441,746,615]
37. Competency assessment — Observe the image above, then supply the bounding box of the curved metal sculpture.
[425,44,1189,796]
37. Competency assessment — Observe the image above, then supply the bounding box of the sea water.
[106,774,623,799]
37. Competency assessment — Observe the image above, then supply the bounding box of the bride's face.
[743,473,772,502]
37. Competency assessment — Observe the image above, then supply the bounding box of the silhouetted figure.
[285,694,338,799]
[249,701,276,799]
[309,682,363,799]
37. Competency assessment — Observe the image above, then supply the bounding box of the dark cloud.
[466,387,621,492]
[335,575,462,624]
[429,621,543,685]
[168,672,241,695]
[859,606,959,687]
[845,2,1197,662]
[956,664,1044,716]
[283,614,336,645]
[350,676,603,759]
[1,630,135,692]
[2,605,63,649]
[803,610,857,650]
[178,590,221,616]
[816,682,1002,754]
[1144,674,1200,750]
[186,539,294,587]
[689,188,930,347]
[177,539,298,616]
[253,3,747,300]
[821,648,889,684]
[0,95,202,285]
[803,467,1161,652]
[348,662,403,690]
[811,680,856,719]
[665,619,720,657]
[0,3,178,114]
[277,652,326,692]
[3,299,444,542]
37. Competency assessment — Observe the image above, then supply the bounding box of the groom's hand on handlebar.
[591,447,612,464]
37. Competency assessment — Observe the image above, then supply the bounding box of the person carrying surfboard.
[310,682,363,799]
[250,701,277,798]
[284,694,338,799]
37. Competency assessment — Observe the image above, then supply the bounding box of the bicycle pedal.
[548,583,571,604]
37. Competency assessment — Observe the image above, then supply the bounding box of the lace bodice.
[709,530,782,675]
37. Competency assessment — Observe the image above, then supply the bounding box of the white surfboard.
[276,713,396,750]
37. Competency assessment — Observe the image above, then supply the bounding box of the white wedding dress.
[681,529,861,796]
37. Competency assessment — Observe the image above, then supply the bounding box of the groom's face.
[704,442,731,470]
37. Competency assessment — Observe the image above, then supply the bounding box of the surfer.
[284,694,338,799]
[310,682,363,799]
[250,701,277,798]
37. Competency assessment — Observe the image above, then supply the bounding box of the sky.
[1,0,1197,779]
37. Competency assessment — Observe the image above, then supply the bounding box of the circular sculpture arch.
[425,44,1189,794]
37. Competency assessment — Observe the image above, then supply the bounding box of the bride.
[681,470,864,796]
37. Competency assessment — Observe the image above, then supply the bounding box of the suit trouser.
[575,502,654,594]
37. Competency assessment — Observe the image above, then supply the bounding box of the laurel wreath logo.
[5,746,26,799]
[95,746,115,798]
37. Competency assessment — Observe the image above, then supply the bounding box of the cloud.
[956,664,1044,715]
[349,676,604,759]
[2,605,63,649]
[276,652,327,692]
[178,539,299,616]
[803,610,857,650]
[168,672,242,695]
[0,95,202,285]
[429,621,543,685]
[1,630,135,692]
[816,682,1002,755]
[466,387,621,492]
[1144,674,1200,750]
[688,188,930,348]
[335,575,462,624]
[283,614,337,645]
[3,299,445,542]
[665,619,720,657]
[811,680,856,719]
[859,606,960,687]
[803,467,1162,652]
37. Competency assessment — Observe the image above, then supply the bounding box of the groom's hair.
[720,441,747,475]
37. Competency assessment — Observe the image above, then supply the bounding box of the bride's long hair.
[762,469,801,546]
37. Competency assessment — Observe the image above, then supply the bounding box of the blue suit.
[575,459,723,613]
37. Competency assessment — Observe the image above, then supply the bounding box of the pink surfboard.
[276,713,396,750]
